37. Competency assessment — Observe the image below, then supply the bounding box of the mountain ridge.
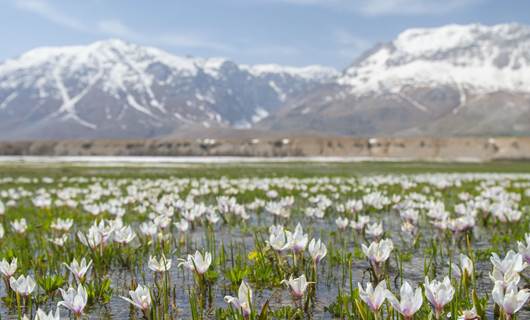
[1,23,530,140]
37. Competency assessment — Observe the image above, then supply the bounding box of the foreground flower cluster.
[0,172,528,319]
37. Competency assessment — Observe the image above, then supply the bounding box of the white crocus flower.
[173,219,189,232]
[49,235,68,247]
[51,218,74,232]
[77,228,103,249]
[335,217,349,230]
[424,276,455,318]
[457,306,479,320]
[64,258,92,283]
[178,251,212,274]
[113,225,136,244]
[308,238,327,264]
[11,218,27,234]
[148,255,172,273]
[121,284,151,311]
[34,308,61,320]
[358,281,387,312]
[9,275,36,296]
[451,254,474,279]
[365,222,383,238]
[517,233,530,264]
[281,274,312,299]
[267,225,287,252]
[492,281,530,316]
[284,223,308,253]
[362,238,394,265]
[489,267,521,288]
[139,221,157,238]
[490,251,527,275]
[0,258,17,278]
[224,280,252,318]
[386,281,423,320]
[58,285,88,317]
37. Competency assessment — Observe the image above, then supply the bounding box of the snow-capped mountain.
[340,23,530,94]
[0,39,337,139]
[2,23,530,140]
[264,23,530,136]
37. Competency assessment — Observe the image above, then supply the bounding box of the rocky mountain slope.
[0,39,336,139]
[263,23,530,136]
[1,23,530,140]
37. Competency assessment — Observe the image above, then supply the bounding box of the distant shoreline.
[0,136,529,162]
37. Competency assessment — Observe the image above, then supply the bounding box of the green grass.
[1,160,529,179]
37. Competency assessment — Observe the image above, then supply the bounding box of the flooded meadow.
[0,163,528,319]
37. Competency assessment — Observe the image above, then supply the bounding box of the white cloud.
[13,0,88,31]
[358,0,482,16]
[266,0,482,16]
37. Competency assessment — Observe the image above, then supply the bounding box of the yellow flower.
[248,251,258,261]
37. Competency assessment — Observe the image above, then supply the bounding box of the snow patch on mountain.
[242,64,338,81]
[339,23,530,96]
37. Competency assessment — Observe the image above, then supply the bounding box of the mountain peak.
[394,23,530,56]
[339,23,530,95]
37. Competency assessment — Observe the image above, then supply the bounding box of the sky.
[1,0,530,69]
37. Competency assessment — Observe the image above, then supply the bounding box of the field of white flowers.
[0,163,528,319]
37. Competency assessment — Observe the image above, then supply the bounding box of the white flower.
[139,221,157,237]
[224,280,252,317]
[49,235,68,247]
[517,233,530,264]
[281,274,312,299]
[173,219,189,232]
[358,281,386,312]
[178,251,211,274]
[284,223,308,253]
[492,281,530,316]
[0,224,4,239]
[267,225,287,252]
[0,258,17,277]
[351,215,370,230]
[10,275,36,296]
[458,306,479,320]
[362,238,394,265]
[34,308,60,320]
[386,281,423,319]
[451,254,474,279]
[489,267,521,288]
[64,258,92,282]
[206,211,220,224]
[51,218,74,232]
[365,222,383,238]
[11,218,27,234]
[490,251,527,274]
[58,285,88,316]
[335,217,349,230]
[77,220,113,249]
[121,284,151,311]
[308,238,327,264]
[148,255,172,272]
[113,225,136,244]
[424,276,454,318]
